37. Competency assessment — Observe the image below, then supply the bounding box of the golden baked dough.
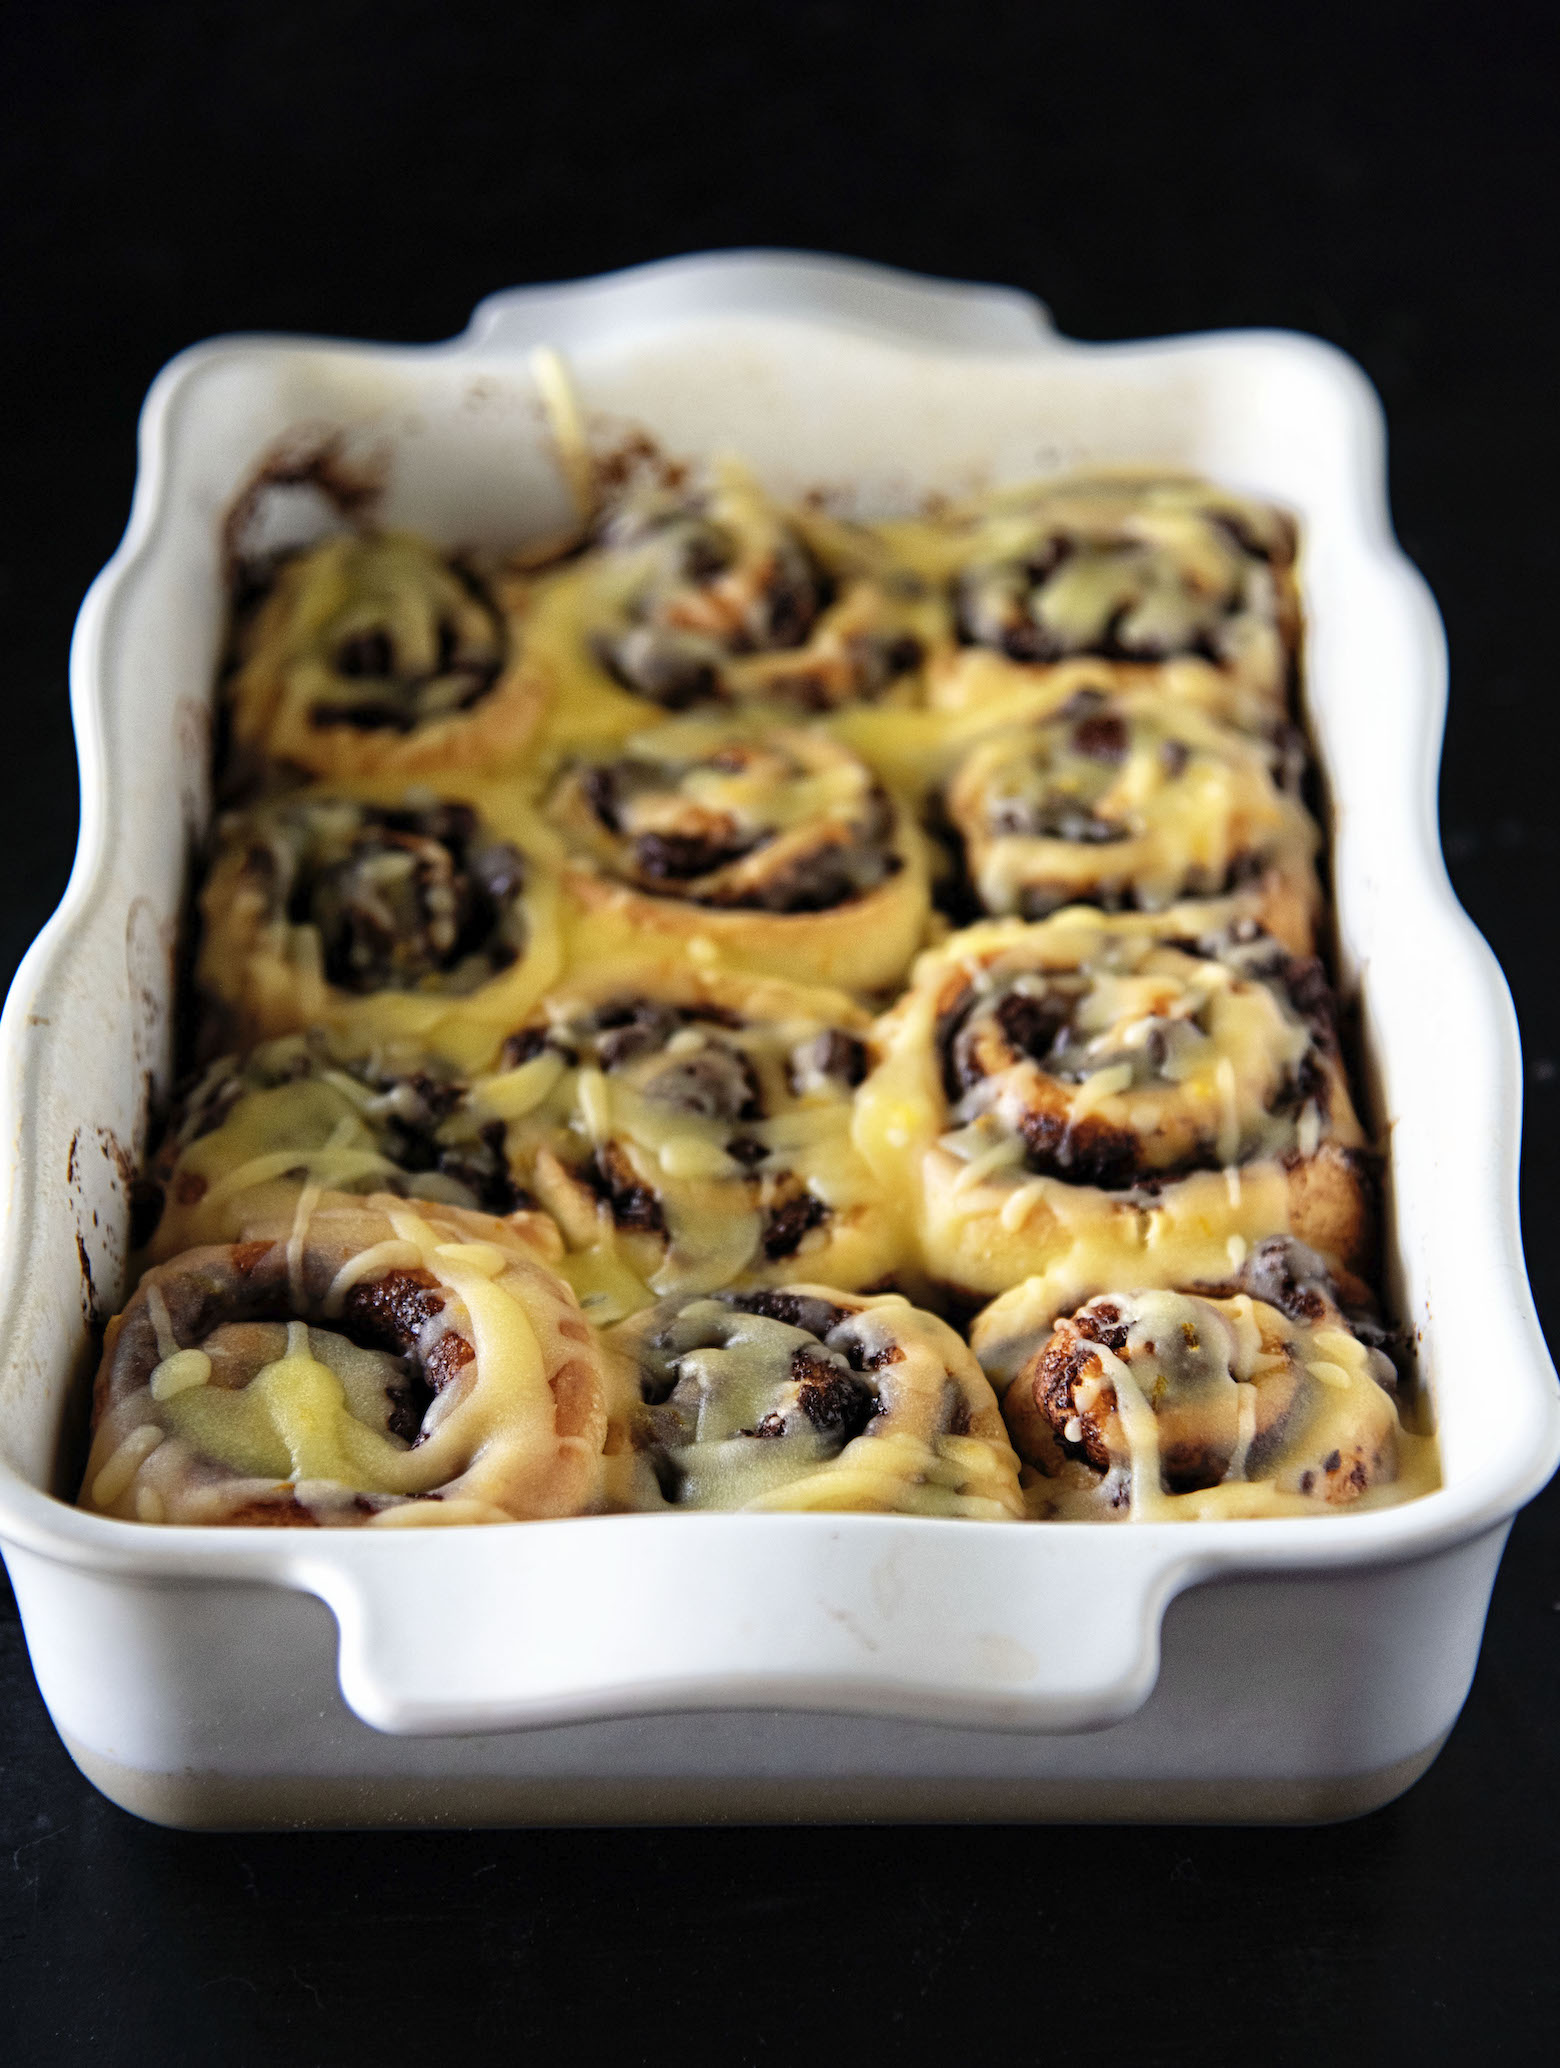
[137,1030,561,1264]
[80,1194,607,1527]
[225,532,543,784]
[971,1238,1433,1518]
[854,908,1374,1302]
[196,786,561,1067]
[600,1283,1023,1516]
[475,957,908,1319]
[546,714,932,992]
[524,459,945,751]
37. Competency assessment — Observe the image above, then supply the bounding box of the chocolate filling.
[262,800,525,994]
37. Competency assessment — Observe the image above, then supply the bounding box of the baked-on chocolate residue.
[221,430,386,592]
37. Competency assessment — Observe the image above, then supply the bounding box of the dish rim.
[1,249,1556,1732]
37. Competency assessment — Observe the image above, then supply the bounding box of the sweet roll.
[854,908,1374,1301]
[80,1194,607,1526]
[477,960,906,1317]
[224,532,542,784]
[970,1238,1426,1518]
[524,459,942,748]
[545,714,931,990]
[600,1284,1023,1516]
[196,788,561,1065]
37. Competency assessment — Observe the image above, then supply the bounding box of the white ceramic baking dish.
[1,251,1555,1828]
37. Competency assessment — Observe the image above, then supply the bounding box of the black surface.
[3,1,1558,2058]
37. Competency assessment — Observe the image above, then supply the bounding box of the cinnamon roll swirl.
[920,475,1300,734]
[476,960,904,1318]
[136,1031,558,1264]
[970,1239,1427,1519]
[942,683,1318,949]
[546,716,931,991]
[79,1194,607,1527]
[599,1285,1023,1516]
[196,788,561,1066]
[854,909,1374,1301]
[525,460,941,747]
[225,532,541,784]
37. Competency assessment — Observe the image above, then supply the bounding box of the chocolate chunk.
[585,1146,666,1235]
[1018,1107,1145,1188]
[501,1025,551,1068]
[994,991,1067,1065]
[1072,712,1129,762]
[720,1289,849,1338]
[423,1330,475,1395]
[681,529,733,583]
[1074,1301,1130,1353]
[633,828,755,881]
[581,764,622,831]
[430,1120,527,1215]
[789,1028,869,1092]
[791,1345,876,1439]
[340,1266,446,1353]
[760,1191,830,1260]
[590,999,679,1069]
[597,632,724,710]
[336,628,394,678]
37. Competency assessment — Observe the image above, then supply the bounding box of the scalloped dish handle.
[461,249,1059,359]
[301,1522,1195,1738]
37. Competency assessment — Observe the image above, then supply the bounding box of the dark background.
[2,1,1557,2058]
